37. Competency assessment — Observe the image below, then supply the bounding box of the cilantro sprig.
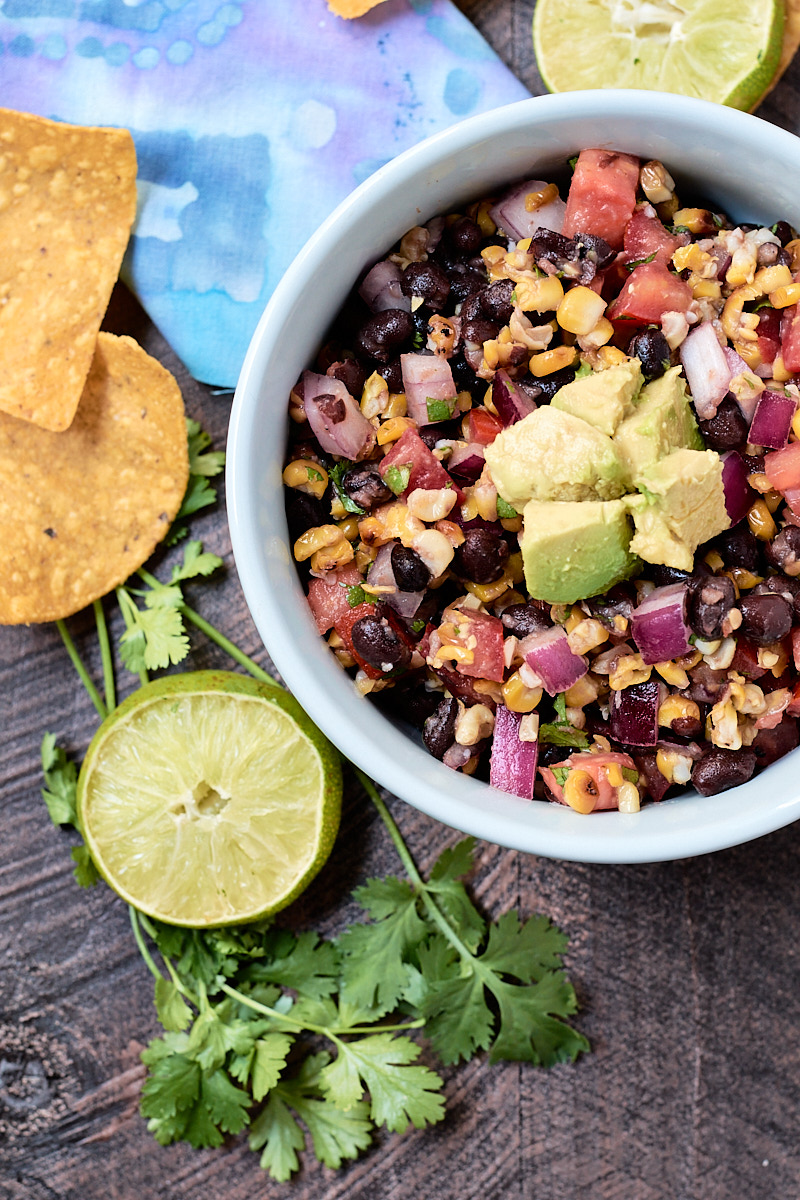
[41,418,589,1181]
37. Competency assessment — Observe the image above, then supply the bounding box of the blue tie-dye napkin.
[0,0,528,387]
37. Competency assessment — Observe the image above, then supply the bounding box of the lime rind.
[77,671,342,927]
[533,0,785,111]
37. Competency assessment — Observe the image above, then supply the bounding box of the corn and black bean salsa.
[284,148,800,814]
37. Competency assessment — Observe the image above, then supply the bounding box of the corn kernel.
[598,345,628,367]
[692,279,722,301]
[755,264,793,293]
[502,671,542,714]
[310,537,354,573]
[763,488,783,513]
[747,498,777,541]
[640,160,675,205]
[513,274,564,313]
[654,661,690,689]
[383,392,407,419]
[564,674,601,709]
[672,207,713,234]
[360,371,390,419]
[617,782,641,813]
[772,354,793,383]
[567,618,608,656]
[605,763,624,788]
[293,524,345,562]
[282,458,329,499]
[377,416,414,445]
[729,567,763,591]
[732,339,763,370]
[578,316,614,349]
[658,693,700,727]
[672,243,712,274]
[475,200,497,238]
[565,605,584,634]
[406,487,458,523]
[358,515,391,547]
[525,182,559,212]
[464,576,511,603]
[556,286,607,336]
[337,516,360,541]
[563,769,597,815]
[785,238,800,272]
[721,285,758,342]
[770,281,800,309]
[455,702,495,746]
[529,344,578,377]
[608,653,651,690]
[704,549,725,572]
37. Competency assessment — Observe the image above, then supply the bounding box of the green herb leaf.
[170,540,224,584]
[329,460,366,515]
[575,361,593,380]
[426,397,453,422]
[538,724,589,748]
[320,1033,445,1133]
[495,496,519,520]
[385,463,412,496]
[338,877,428,1015]
[40,734,78,827]
[71,843,100,888]
[346,584,366,608]
[551,766,570,788]
[154,978,194,1033]
[626,251,657,271]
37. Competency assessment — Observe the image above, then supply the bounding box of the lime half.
[77,671,341,927]
[533,0,785,111]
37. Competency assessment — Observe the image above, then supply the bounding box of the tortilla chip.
[0,333,189,625]
[327,0,388,16]
[0,109,137,432]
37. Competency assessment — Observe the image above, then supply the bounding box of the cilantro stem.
[116,588,149,687]
[179,604,282,688]
[217,981,422,1037]
[129,907,165,982]
[56,620,108,721]
[356,769,489,979]
[93,599,116,713]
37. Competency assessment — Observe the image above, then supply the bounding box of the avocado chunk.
[484,405,627,507]
[551,357,643,436]
[624,447,729,571]
[519,498,639,604]
[613,365,703,480]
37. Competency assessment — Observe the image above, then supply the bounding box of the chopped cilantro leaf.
[538,725,589,748]
[622,767,640,784]
[575,361,593,380]
[346,584,366,608]
[426,397,453,422]
[626,251,657,271]
[329,461,366,515]
[552,766,570,787]
[496,497,519,520]
[385,464,412,496]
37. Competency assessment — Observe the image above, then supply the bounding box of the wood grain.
[3,5,800,1196]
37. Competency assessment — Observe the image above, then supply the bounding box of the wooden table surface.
[4,4,800,1197]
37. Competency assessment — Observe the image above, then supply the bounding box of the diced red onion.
[301,371,375,460]
[443,742,474,771]
[367,543,424,619]
[679,321,731,420]
[656,738,704,760]
[721,450,752,525]
[609,680,665,746]
[447,441,485,482]
[425,215,445,252]
[489,705,538,799]
[489,179,566,242]
[492,369,538,427]
[748,389,798,449]
[358,260,410,313]
[630,583,691,665]
[518,626,587,696]
[400,353,457,425]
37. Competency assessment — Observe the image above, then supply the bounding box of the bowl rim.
[228,89,800,864]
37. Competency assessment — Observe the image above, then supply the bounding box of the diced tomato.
[333,600,381,678]
[449,608,506,683]
[781,302,800,373]
[787,678,800,716]
[540,750,638,812]
[379,427,462,499]
[606,260,693,324]
[757,306,782,365]
[468,407,503,446]
[306,563,363,634]
[562,149,640,251]
[622,208,687,265]
[765,441,800,493]
[729,638,767,680]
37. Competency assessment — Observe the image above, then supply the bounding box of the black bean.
[691,748,757,796]
[752,718,800,767]
[400,261,450,310]
[500,602,552,637]
[462,316,499,345]
[377,357,404,392]
[342,465,393,510]
[772,220,795,246]
[757,242,781,266]
[584,583,636,632]
[450,352,484,400]
[766,525,800,577]
[423,696,459,759]
[481,279,515,323]
[698,396,749,451]
[351,614,411,672]
[327,358,367,397]
[650,564,694,588]
[687,574,737,640]
[373,677,441,728]
[315,393,346,424]
[713,525,762,572]
[574,231,616,271]
[447,215,483,256]
[285,488,328,541]
[753,574,800,617]
[539,743,573,768]
[391,544,430,592]
[627,328,671,380]
[532,365,577,401]
[446,262,488,303]
[738,593,793,645]
[355,309,414,362]
[454,528,509,584]
[671,714,705,739]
